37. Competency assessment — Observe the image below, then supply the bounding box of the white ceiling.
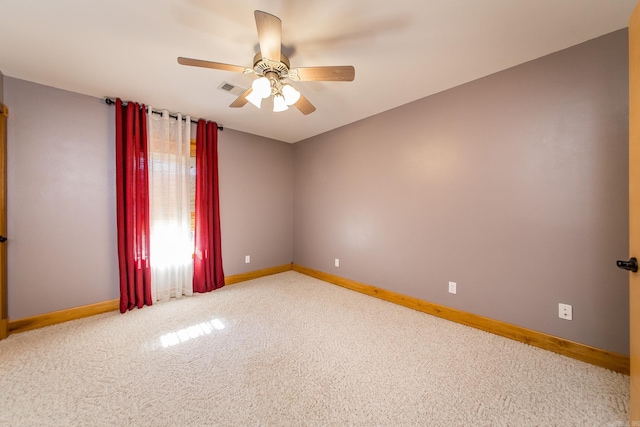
[0,0,636,143]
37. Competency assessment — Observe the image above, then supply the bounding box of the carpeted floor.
[0,271,629,426]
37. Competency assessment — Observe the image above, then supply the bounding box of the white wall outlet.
[558,303,572,320]
[335,258,340,267]
[245,255,250,264]
[448,281,457,294]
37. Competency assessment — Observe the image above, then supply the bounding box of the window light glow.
[150,222,193,269]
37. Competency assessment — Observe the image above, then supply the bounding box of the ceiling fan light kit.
[245,89,263,109]
[282,84,301,105]
[273,94,288,112]
[245,73,300,111]
[252,76,271,98]
[177,10,355,115]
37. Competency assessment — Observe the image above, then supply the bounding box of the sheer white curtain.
[147,109,193,302]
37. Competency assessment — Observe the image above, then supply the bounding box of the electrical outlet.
[335,258,340,267]
[558,303,572,320]
[448,281,457,294]
[245,255,250,264]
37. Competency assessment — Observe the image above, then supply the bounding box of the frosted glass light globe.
[273,94,289,112]
[251,77,271,98]
[282,84,301,106]
[246,90,263,108]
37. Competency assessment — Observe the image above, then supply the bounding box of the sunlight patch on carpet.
[160,317,225,348]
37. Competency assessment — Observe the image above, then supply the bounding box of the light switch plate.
[448,281,456,294]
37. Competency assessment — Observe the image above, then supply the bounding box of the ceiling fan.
[177,10,355,115]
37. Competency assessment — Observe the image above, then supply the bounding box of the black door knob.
[617,257,638,272]
[0,236,6,243]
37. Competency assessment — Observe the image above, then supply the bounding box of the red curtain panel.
[193,120,225,293]
[115,99,153,312]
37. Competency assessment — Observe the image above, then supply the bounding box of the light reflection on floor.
[160,318,225,348]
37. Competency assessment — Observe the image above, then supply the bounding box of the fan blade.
[255,10,282,62]
[289,66,355,82]
[229,87,253,108]
[178,57,252,74]
[294,94,316,115]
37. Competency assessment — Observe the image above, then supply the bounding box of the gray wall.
[5,78,293,319]
[293,30,630,355]
[0,70,4,103]
[6,78,119,319]
[218,129,293,274]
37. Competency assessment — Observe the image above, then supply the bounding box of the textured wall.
[293,30,630,355]
[5,79,293,319]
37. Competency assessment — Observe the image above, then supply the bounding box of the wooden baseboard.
[8,299,120,335]
[0,318,7,339]
[225,263,292,285]
[6,264,294,336]
[292,264,630,375]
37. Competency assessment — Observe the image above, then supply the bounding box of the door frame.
[0,103,7,339]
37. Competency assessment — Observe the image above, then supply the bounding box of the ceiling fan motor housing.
[253,52,291,80]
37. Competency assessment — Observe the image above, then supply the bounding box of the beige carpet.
[0,271,629,426]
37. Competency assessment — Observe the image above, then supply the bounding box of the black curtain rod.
[104,98,223,131]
